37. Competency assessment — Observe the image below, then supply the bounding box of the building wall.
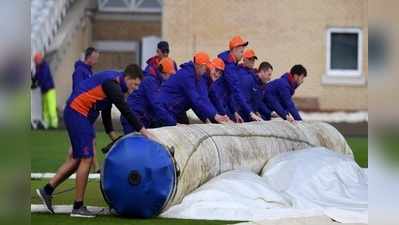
[52,13,162,108]
[162,0,368,111]
[92,16,161,71]
[93,19,161,41]
[93,52,138,71]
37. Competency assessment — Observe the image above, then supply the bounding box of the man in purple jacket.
[36,64,157,218]
[217,35,263,123]
[264,64,307,122]
[121,57,176,133]
[154,52,230,126]
[144,41,171,77]
[236,49,273,121]
[32,52,58,129]
[72,47,99,91]
[71,47,100,172]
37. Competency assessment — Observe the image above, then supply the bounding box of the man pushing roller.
[36,64,156,218]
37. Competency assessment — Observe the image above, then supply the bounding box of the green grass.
[31,179,238,225]
[31,179,105,206]
[346,136,368,168]
[30,130,368,225]
[30,130,110,172]
[378,133,399,165]
[31,214,234,225]
[30,130,241,224]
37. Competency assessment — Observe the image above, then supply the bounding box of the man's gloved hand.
[101,135,122,154]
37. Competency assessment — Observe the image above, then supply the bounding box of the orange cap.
[159,57,176,75]
[193,52,210,65]
[34,52,43,64]
[210,58,225,71]
[243,49,258,60]
[229,35,248,50]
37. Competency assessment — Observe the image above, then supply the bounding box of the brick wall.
[93,20,161,41]
[93,52,137,72]
[162,0,368,111]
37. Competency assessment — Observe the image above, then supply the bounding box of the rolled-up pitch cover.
[101,121,352,218]
[101,134,176,218]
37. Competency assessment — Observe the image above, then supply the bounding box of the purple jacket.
[264,73,302,120]
[35,61,54,93]
[72,60,93,92]
[217,51,253,116]
[144,55,177,78]
[121,70,165,133]
[236,64,272,121]
[155,61,217,126]
[208,74,236,119]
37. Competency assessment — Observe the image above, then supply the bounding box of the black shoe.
[36,188,54,214]
[70,206,96,218]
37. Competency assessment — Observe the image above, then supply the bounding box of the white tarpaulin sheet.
[161,148,368,224]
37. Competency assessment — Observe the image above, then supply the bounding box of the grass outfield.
[30,129,368,225]
[31,215,237,225]
[346,136,368,168]
[31,178,239,225]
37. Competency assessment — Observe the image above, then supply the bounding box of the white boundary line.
[31,173,100,180]
[31,204,109,215]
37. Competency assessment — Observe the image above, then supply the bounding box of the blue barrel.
[101,134,176,218]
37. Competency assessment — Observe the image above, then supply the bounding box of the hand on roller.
[286,114,296,123]
[108,131,120,141]
[234,112,244,123]
[139,127,160,143]
[214,114,231,124]
[250,112,263,121]
[102,129,159,154]
[102,134,122,154]
[224,116,234,124]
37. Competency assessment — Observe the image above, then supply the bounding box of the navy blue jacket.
[195,73,217,122]
[121,71,165,133]
[217,51,253,116]
[143,55,177,78]
[254,76,273,120]
[264,73,302,120]
[155,61,217,126]
[35,61,54,93]
[72,60,93,92]
[236,64,272,121]
[209,74,235,119]
[143,56,161,78]
[71,60,98,123]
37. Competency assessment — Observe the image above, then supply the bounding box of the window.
[323,28,365,85]
[98,0,162,13]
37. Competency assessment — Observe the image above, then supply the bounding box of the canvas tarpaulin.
[148,121,353,211]
[161,148,367,224]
